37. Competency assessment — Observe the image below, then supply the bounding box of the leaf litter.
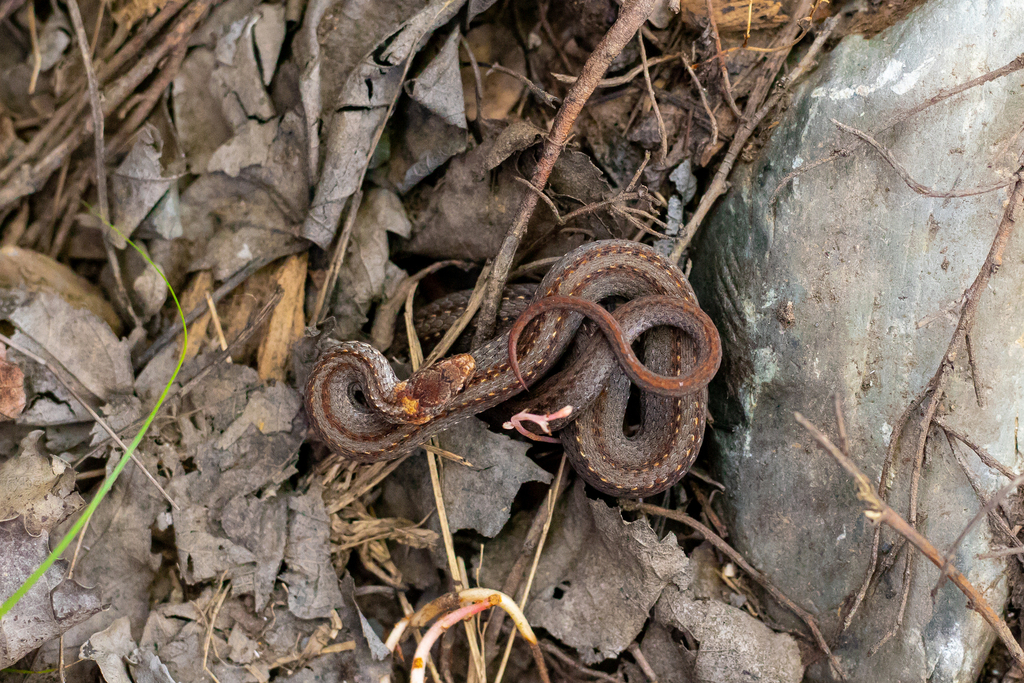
[0,0,869,679]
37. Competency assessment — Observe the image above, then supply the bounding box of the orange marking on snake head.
[393,354,476,423]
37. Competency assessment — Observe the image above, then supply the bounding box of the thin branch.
[27,2,40,94]
[681,55,717,149]
[66,0,143,333]
[369,259,469,351]
[832,120,1017,198]
[875,53,1024,135]
[936,419,1015,480]
[551,53,686,89]
[774,52,1024,204]
[933,468,1024,596]
[637,32,667,162]
[481,62,560,109]
[484,466,571,667]
[134,249,302,370]
[494,457,566,683]
[0,0,216,210]
[423,262,492,367]
[472,0,657,347]
[867,155,1024,646]
[671,7,836,260]
[943,431,1024,559]
[460,36,484,124]
[311,190,363,325]
[767,149,851,214]
[704,0,742,119]
[794,412,1024,667]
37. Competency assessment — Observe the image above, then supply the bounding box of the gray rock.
[690,1,1024,681]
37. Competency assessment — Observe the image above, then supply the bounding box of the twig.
[628,642,659,682]
[964,333,984,407]
[483,466,570,666]
[107,40,189,155]
[943,431,1024,561]
[934,469,1024,596]
[202,574,230,682]
[670,6,835,261]
[177,289,283,400]
[480,62,560,109]
[871,152,1024,647]
[767,150,851,214]
[0,332,178,509]
[0,0,215,211]
[773,52,1024,204]
[27,1,40,94]
[620,499,844,678]
[637,33,667,162]
[67,0,143,333]
[539,641,623,683]
[461,36,484,126]
[704,0,742,119]
[369,260,469,351]
[403,286,487,679]
[794,412,1024,667]
[311,190,363,325]
[423,261,492,367]
[84,289,283,462]
[89,0,105,56]
[935,419,1015,480]
[472,0,657,348]
[844,389,926,630]
[874,53,1024,135]
[66,0,107,228]
[550,52,684,88]
[681,55,717,149]
[832,120,1017,198]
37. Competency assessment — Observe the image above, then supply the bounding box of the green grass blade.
[0,222,188,619]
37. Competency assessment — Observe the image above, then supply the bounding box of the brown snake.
[304,240,722,496]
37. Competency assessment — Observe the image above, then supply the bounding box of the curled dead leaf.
[0,345,25,421]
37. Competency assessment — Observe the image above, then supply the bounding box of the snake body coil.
[304,240,721,496]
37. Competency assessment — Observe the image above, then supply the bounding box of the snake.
[304,240,722,497]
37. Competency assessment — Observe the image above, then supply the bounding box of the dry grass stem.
[494,456,566,683]
[311,190,363,325]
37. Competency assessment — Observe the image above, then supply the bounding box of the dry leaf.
[257,252,307,381]
[0,246,122,335]
[679,0,787,31]
[0,344,25,421]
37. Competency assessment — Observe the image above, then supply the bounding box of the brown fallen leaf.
[177,270,214,361]
[0,246,122,335]
[0,344,25,421]
[257,252,307,382]
[680,0,788,31]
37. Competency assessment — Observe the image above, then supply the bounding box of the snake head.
[391,354,476,424]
